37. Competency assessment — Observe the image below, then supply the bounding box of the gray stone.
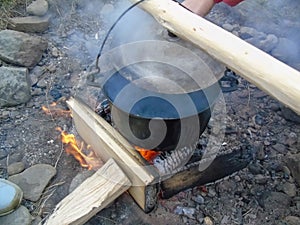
[222,23,234,32]
[282,182,297,197]
[271,38,299,63]
[248,162,263,175]
[7,162,25,176]
[192,195,205,204]
[174,206,196,219]
[244,33,278,53]
[8,15,50,33]
[255,174,268,184]
[69,170,95,193]
[204,216,214,225]
[216,179,237,192]
[254,142,265,160]
[286,153,300,185]
[31,216,42,225]
[29,66,45,86]
[272,143,287,154]
[0,206,32,225]
[26,0,49,16]
[261,191,291,211]
[259,34,279,52]
[8,164,56,202]
[31,87,43,96]
[286,132,298,146]
[282,216,300,225]
[36,78,48,88]
[0,66,31,107]
[0,30,48,67]
[239,26,266,40]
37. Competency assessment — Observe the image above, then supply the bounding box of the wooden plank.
[129,0,300,115]
[67,97,159,212]
[44,158,131,225]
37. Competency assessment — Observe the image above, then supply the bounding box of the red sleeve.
[214,0,244,7]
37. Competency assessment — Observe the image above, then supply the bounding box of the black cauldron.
[99,6,224,152]
[102,64,221,151]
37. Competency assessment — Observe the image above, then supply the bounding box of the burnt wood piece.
[160,149,252,199]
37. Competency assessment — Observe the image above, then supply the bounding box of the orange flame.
[56,127,102,170]
[42,102,72,117]
[135,146,161,163]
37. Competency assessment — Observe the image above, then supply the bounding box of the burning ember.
[56,127,102,170]
[42,102,71,117]
[135,146,161,163]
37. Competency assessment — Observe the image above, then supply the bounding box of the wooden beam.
[66,97,159,213]
[44,158,131,225]
[129,0,300,115]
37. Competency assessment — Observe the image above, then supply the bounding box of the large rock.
[0,66,31,107]
[0,30,48,67]
[8,15,50,33]
[8,164,56,202]
[0,206,32,225]
[26,0,49,16]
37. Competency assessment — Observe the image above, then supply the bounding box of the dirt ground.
[0,0,299,224]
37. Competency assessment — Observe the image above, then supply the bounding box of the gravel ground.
[0,0,299,224]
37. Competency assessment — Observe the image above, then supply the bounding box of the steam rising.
[213,0,300,69]
[49,0,299,70]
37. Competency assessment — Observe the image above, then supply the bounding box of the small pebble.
[7,162,25,176]
[234,175,241,182]
[282,182,297,197]
[248,162,263,175]
[222,23,234,31]
[256,146,265,160]
[208,188,217,197]
[204,216,214,225]
[36,79,47,88]
[26,0,48,16]
[255,174,268,184]
[174,206,196,219]
[2,111,10,118]
[254,114,266,126]
[286,132,298,146]
[282,166,291,176]
[31,216,42,225]
[51,47,60,58]
[192,195,205,204]
[272,143,286,154]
